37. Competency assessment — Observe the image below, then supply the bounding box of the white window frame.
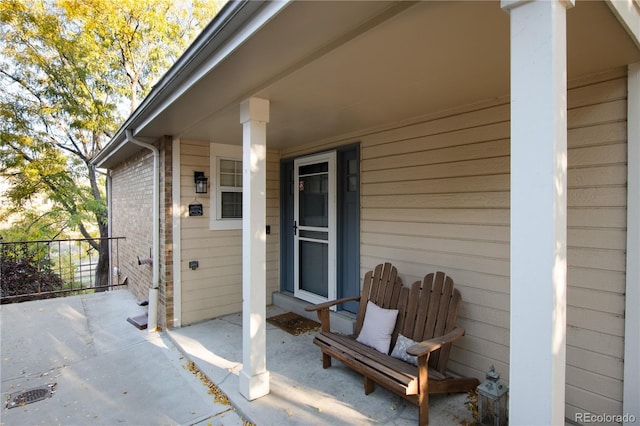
[210,143,242,230]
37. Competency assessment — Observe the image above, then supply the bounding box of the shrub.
[0,256,65,302]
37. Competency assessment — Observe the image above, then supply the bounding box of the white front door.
[293,151,337,305]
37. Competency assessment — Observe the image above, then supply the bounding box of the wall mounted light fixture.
[194,171,208,194]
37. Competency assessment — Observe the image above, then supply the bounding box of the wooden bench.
[306,263,479,425]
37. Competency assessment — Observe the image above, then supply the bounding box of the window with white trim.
[218,158,242,219]
[210,143,242,230]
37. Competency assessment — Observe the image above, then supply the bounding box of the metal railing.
[0,237,126,303]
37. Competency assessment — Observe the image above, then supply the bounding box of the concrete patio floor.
[1,290,476,425]
[167,304,477,425]
[1,290,244,426]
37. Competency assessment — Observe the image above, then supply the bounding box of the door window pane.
[299,230,328,240]
[299,162,328,175]
[299,174,328,227]
[299,240,328,297]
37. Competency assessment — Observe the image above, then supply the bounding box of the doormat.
[267,312,320,336]
[6,383,56,409]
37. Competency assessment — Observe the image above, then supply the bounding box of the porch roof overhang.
[93,0,640,170]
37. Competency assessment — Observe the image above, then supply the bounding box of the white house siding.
[281,67,628,421]
[179,140,280,325]
[359,101,512,385]
[266,151,281,300]
[564,68,628,421]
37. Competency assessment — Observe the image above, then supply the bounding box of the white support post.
[502,0,573,424]
[624,62,640,424]
[239,97,270,401]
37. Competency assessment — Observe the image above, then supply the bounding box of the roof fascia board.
[606,0,640,49]
[93,139,129,168]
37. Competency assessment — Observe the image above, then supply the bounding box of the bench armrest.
[305,296,360,332]
[406,327,465,358]
[305,296,361,313]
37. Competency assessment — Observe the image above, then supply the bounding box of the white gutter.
[106,170,113,289]
[125,129,160,333]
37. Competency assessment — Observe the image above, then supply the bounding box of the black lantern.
[477,365,509,426]
[194,171,208,194]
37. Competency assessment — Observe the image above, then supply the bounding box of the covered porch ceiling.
[103,0,640,165]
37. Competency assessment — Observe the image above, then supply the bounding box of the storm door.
[293,152,336,304]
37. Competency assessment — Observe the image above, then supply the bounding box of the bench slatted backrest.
[397,271,462,374]
[354,263,404,336]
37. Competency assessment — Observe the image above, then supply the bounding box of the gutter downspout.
[125,129,160,333]
[106,170,113,289]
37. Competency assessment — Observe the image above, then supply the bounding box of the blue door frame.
[280,144,360,313]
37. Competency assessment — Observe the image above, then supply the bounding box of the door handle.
[293,221,297,236]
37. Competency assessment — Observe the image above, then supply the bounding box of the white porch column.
[501,0,573,424]
[624,62,640,424]
[239,97,270,400]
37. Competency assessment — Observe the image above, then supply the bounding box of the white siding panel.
[362,156,510,183]
[568,228,626,250]
[566,75,628,419]
[364,103,510,147]
[567,306,625,337]
[568,122,627,148]
[568,247,626,271]
[568,99,627,128]
[363,191,510,209]
[567,326,625,359]
[265,150,281,301]
[568,77,627,108]
[457,318,510,347]
[568,267,626,293]
[362,174,510,196]
[363,139,509,171]
[567,286,626,314]
[363,208,510,225]
[364,121,510,159]
[566,385,623,425]
[566,345,623,380]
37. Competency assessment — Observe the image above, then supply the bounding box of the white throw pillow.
[390,333,419,366]
[355,301,399,354]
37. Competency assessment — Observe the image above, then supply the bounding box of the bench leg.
[418,392,429,426]
[364,376,375,395]
[322,353,332,369]
[418,356,429,425]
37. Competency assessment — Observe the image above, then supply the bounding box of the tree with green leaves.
[0,0,220,288]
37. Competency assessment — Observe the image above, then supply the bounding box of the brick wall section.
[110,148,155,303]
[110,136,173,330]
[159,136,173,329]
